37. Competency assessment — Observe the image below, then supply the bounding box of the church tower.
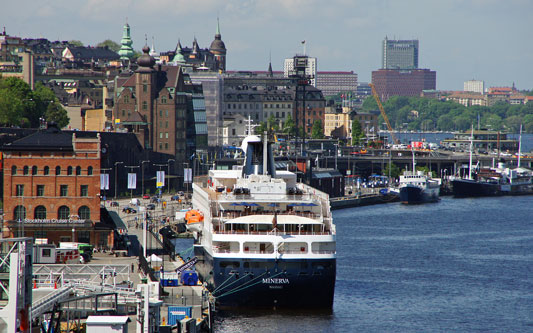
[118,21,134,62]
[209,18,227,72]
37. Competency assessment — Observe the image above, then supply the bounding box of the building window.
[37,185,45,197]
[124,95,129,103]
[165,110,168,117]
[14,205,26,221]
[23,166,29,175]
[32,166,38,175]
[44,166,49,175]
[56,166,61,175]
[60,185,68,197]
[34,206,47,219]
[228,104,231,109]
[80,185,89,197]
[143,84,147,93]
[16,184,24,196]
[122,110,125,116]
[165,143,168,149]
[11,166,16,175]
[76,166,81,175]
[58,206,70,219]
[160,110,163,117]
[67,166,73,175]
[159,143,162,149]
[165,121,168,128]
[159,132,163,139]
[87,166,93,175]
[79,206,91,219]
[162,96,167,104]
[165,132,168,138]
[142,101,147,110]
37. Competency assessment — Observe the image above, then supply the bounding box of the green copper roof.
[118,22,134,60]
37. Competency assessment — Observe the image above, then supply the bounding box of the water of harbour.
[212,196,533,332]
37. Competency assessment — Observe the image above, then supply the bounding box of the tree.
[283,113,297,137]
[45,102,70,128]
[97,39,121,52]
[383,162,401,179]
[69,40,84,47]
[311,120,324,139]
[351,119,365,145]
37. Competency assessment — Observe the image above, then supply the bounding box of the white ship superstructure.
[191,135,336,308]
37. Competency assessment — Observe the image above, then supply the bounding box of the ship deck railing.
[212,230,332,236]
[213,210,321,220]
[212,248,336,255]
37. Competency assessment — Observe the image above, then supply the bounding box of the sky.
[2,0,533,91]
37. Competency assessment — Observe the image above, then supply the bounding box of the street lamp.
[141,161,150,196]
[114,161,123,199]
[167,159,175,194]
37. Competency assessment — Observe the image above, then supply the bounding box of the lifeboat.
[185,210,204,233]
[185,210,204,224]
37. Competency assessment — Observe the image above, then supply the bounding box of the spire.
[172,39,186,64]
[118,20,134,61]
[216,17,221,36]
[149,36,157,57]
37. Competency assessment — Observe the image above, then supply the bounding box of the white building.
[284,56,317,87]
[464,80,485,94]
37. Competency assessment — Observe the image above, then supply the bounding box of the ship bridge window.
[213,241,240,253]
[278,242,308,254]
[311,242,336,254]
[243,242,274,254]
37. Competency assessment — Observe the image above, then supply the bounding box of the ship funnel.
[241,135,276,178]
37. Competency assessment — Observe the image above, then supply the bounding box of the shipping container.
[168,306,192,326]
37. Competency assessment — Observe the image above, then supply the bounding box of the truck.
[33,244,81,264]
[59,242,94,261]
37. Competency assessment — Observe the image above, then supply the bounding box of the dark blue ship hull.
[399,186,439,204]
[451,179,501,197]
[194,245,336,309]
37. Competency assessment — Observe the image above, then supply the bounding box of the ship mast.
[468,125,474,180]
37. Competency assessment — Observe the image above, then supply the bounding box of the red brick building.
[293,85,326,136]
[371,69,436,102]
[1,124,116,248]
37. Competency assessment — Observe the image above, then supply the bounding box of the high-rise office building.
[284,56,317,86]
[464,80,485,94]
[382,37,419,70]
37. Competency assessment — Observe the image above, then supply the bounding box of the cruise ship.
[190,135,336,309]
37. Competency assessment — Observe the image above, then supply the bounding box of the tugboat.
[399,151,440,204]
[191,134,336,308]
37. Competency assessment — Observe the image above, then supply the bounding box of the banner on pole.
[100,174,109,190]
[156,170,165,188]
[184,168,192,183]
[127,173,137,189]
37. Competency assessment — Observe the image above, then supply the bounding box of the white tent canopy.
[147,254,163,262]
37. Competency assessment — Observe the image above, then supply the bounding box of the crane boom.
[369,83,399,144]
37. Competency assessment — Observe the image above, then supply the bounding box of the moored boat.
[191,134,336,309]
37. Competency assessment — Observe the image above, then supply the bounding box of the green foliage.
[0,77,69,128]
[351,119,365,145]
[283,113,297,137]
[311,120,324,139]
[45,102,70,128]
[97,39,121,52]
[360,94,533,133]
[383,162,401,179]
[69,40,84,47]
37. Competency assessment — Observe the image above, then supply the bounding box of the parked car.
[122,207,137,214]
[110,201,119,207]
[143,194,150,199]
[171,195,180,201]
[151,196,160,203]
[146,204,156,210]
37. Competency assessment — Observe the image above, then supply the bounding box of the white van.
[130,198,140,206]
